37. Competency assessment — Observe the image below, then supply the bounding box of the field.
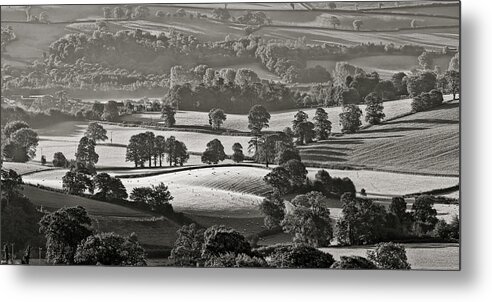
[299,100,460,176]
[122,94,454,135]
[33,120,253,166]
[321,243,459,270]
[307,55,453,79]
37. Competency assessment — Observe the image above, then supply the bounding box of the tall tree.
[209,108,227,130]
[231,142,245,163]
[339,104,362,133]
[161,104,177,127]
[282,159,307,188]
[248,105,271,135]
[94,173,128,201]
[263,167,291,195]
[364,92,385,125]
[154,135,167,167]
[313,108,332,140]
[75,137,99,167]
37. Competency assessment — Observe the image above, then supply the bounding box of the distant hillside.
[299,100,459,176]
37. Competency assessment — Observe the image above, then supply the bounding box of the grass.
[299,99,460,176]
[123,94,442,134]
[21,185,151,218]
[320,242,459,270]
[2,161,55,175]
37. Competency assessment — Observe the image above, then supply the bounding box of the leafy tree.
[201,139,226,164]
[102,7,112,18]
[113,6,125,19]
[261,244,335,268]
[130,182,174,213]
[94,173,128,201]
[212,7,231,20]
[445,70,460,100]
[254,134,279,167]
[231,142,245,163]
[335,193,387,245]
[248,105,271,135]
[134,6,150,19]
[202,225,252,258]
[331,177,356,196]
[101,101,120,122]
[386,196,413,235]
[353,19,363,31]
[340,87,361,104]
[367,242,411,269]
[391,72,408,96]
[84,122,108,142]
[374,80,396,100]
[173,141,189,166]
[62,170,94,195]
[75,136,99,167]
[39,206,94,264]
[292,110,315,144]
[339,104,362,133]
[204,252,267,268]
[126,133,146,167]
[313,108,332,140]
[406,71,437,97]
[411,89,443,112]
[418,51,434,70]
[282,159,307,188]
[9,128,39,160]
[41,155,46,165]
[259,192,286,229]
[330,16,340,29]
[364,92,385,125]
[313,169,333,196]
[209,108,227,130]
[3,120,29,138]
[282,191,333,247]
[331,256,377,269]
[276,148,300,165]
[328,2,337,9]
[169,223,205,266]
[448,52,459,71]
[412,195,438,235]
[161,104,176,127]
[263,167,291,195]
[74,232,146,266]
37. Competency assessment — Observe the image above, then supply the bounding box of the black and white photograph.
[0,1,461,270]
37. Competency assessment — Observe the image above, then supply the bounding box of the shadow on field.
[361,126,429,133]
[385,118,459,125]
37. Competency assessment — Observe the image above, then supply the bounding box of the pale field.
[307,55,453,79]
[320,243,459,270]
[126,95,458,134]
[32,121,253,165]
[23,165,458,222]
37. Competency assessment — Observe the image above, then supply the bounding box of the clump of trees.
[1,121,39,162]
[130,182,174,214]
[126,133,188,167]
[411,89,443,112]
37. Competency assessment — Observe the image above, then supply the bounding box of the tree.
[263,167,291,195]
[3,120,29,138]
[411,89,443,112]
[102,101,120,122]
[84,122,108,142]
[331,256,377,269]
[173,141,189,166]
[364,92,385,125]
[254,134,279,167]
[445,70,460,100]
[134,6,150,19]
[62,171,94,195]
[339,104,362,133]
[209,108,227,130]
[328,2,337,9]
[113,6,125,19]
[353,19,363,31]
[154,135,167,167]
[94,173,128,201]
[391,72,408,96]
[248,105,271,135]
[231,143,245,163]
[386,196,412,235]
[418,51,434,70]
[292,110,313,145]
[39,206,93,264]
[259,193,285,229]
[330,16,340,29]
[276,148,300,165]
[169,223,205,266]
[102,7,112,18]
[212,7,231,20]
[161,104,176,127]
[201,139,226,164]
[126,133,146,167]
[412,195,438,235]
[406,71,437,97]
[130,182,174,213]
[9,128,39,160]
[335,193,387,245]
[313,108,332,140]
[75,137,99,167]
[202,225,251,258]
[367,242,411,269]
[448,52,459,71]
[282,159,307,188]
[74,232,146,266]
[282,191,333,247]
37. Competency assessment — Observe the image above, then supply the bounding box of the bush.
[411,89,443,112]
[261,244,335,268]
[331,256,377,269]
[367,242,411,269]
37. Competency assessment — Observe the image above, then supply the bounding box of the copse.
[93,173,128,201]
[367,242,411,269]
[130,182,174,214]
[406,71,437,97]
[259,192,286,229]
